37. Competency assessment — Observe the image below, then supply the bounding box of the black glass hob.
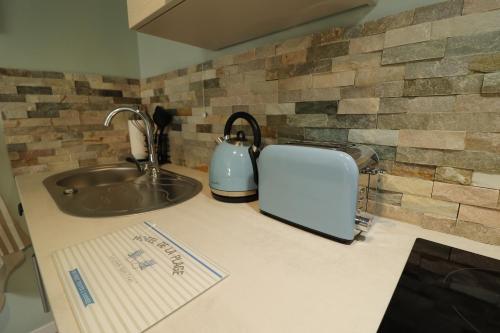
[378,238,500,333]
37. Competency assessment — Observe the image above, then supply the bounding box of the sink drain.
[63,188,78,196]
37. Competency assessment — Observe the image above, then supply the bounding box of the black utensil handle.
[157,131,168,164]
[223,112,261,148]
[157,131,163,162]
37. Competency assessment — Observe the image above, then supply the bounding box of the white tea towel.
[53,221,228,333]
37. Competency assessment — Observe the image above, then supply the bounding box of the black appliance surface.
[378,238,500,333]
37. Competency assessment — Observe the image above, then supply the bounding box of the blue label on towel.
[69,269,94,307]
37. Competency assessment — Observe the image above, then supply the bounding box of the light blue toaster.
[258,142,379,244]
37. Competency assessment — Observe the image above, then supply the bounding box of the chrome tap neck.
[104,107,159,178]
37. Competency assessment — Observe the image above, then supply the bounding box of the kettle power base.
[260,210,357,245]
[211,190,258,203]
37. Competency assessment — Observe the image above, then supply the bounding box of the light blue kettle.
[209,112,261,202]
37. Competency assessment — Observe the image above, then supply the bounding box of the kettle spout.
[215,136,224,145]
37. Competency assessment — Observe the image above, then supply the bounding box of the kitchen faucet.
[104,107,159,178]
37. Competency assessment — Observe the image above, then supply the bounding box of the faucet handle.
[125,156,146,173]
[125,155,160,177]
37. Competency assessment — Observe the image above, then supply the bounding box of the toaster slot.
[285,140,379,170]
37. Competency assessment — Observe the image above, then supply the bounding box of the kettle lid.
[223,112,261,149]
[226,130,250,146]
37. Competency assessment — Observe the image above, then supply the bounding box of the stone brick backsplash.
[139,0,500,245]
[2,0,500,245]
[1,69,141,175]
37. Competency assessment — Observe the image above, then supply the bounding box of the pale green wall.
[0,0,139,224]
[0,1,138,332]
[0,0,140,78]
[138,0,445,78]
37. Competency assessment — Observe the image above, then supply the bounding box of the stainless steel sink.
[43,164,202,217]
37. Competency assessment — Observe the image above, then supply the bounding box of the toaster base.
[211,190,258,203]
[261,210,355,244]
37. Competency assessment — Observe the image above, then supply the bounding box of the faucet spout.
[104,107,159,178]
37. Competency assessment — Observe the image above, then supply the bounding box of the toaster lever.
[355,215,373,233]
[360,167,385,175]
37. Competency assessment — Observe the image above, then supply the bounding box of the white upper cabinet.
[127,0,375,50]
[127,0,184,29]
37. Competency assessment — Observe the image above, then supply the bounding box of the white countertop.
[17,164,500,333]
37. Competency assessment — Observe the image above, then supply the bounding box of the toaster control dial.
[355,215,373,233]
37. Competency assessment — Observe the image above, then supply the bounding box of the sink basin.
[43,164,202,217]
[55,166,142,188]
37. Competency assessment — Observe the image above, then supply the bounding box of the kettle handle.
[223,112,261,148]
[224,112,261,185]
[249,146,259,185]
